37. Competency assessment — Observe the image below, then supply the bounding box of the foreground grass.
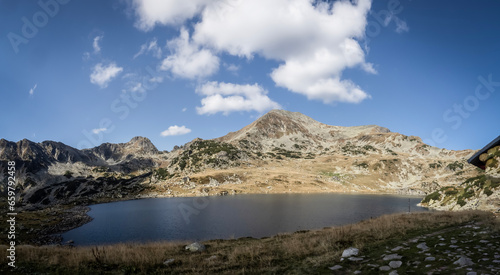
[1,211,498,274]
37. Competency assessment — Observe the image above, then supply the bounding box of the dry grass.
[1,210,497,274]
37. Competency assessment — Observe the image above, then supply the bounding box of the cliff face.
[0,110,481,209]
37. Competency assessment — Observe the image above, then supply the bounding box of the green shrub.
[444,188,458,196]
[154,168,172,180]
[422,191,441,204]
[355,162,369,169]
[64,170,73,178]
[446,161,464,171]
[457,198,466,207]
[429,163,441,169]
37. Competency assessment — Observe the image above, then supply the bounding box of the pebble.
[389,261,402,268]
[348,257,364,262]
[389,271,399,275]
[379,266,391,271]
[383,254,402,261]
[425,257,436,261]
[454,256,473,267]
[391,246,404,251]
[163,259,175,266]
[417,243,429,250]
[329,265,342,270]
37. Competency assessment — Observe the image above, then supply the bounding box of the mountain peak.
[125,136,158,155]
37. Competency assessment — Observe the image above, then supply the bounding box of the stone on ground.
[341,247,359,258]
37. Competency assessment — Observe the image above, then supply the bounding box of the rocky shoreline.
[33,206,93,245]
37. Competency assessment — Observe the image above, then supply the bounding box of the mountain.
[0,110,485,209]
[0,136,160,208]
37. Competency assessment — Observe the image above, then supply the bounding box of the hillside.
[420,145,500,212]
[0,110,482,209]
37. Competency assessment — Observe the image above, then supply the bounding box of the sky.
[1,0,499,152]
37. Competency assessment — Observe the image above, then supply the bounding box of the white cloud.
[130,0,211,31]
[196,81,281,115]
[90,62,124,88]
[182,107,187,112]
[160,28,219,79]
[225,63,240,73]
[191,0,374,104]
[29,84,37,96]
[161,125,192,136]
[149,76,164,83]
[93,35,103,53]
[92,128,107,134]
[134,38,162,59]
[130,0,377,105]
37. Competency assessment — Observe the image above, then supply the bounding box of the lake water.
[62,193,427,246]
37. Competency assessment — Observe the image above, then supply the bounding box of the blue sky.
[1,0,499,151]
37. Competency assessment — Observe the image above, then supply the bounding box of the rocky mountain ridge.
[0,109,483,209]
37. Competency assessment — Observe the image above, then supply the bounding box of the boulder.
[389,261,402,268]
[185,242,206,252]
[341,247,359,258]
[454,256,473,266]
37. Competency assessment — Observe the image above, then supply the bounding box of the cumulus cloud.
[92,128,107,134]
[134,38,162,59]
[93,35,103,53]
[160,28,219,79]
[29,84,37,96]
[130,0,211,31]
[90,62,123,88]
[130,0,376,104]
[160,125,192,136]
[196,81,281,115]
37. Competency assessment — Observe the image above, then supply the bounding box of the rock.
[163,259,175,266]
[341,247,359,258]
[454,256,473,267]
[348,257,364,262]
[206,255,217,261]
[185,242,206,252]
[391,246,404,251]
[389,261,402,268]
[384,254,402,261]
[466,272,477,275]
[425,257,435,261]
[380,266,391,271]
[389,271,399,275]
[329,265,342,270]
[417,243,429,250]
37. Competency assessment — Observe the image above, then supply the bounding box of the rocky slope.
[0,137,162,208]
[420,145,500,212]
[0,110,482,209]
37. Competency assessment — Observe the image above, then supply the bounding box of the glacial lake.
[62,193,428,246]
